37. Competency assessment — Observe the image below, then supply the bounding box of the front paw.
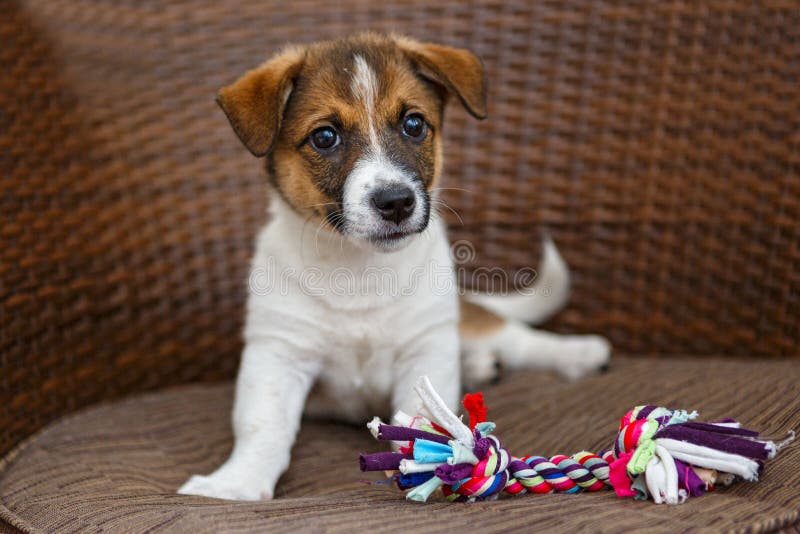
[558,335,612,382]
[178,472,274,502]
[461,346,500,390]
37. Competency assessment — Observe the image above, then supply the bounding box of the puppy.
[178,33,610,501]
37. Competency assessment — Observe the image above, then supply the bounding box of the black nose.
[371,185,416,224]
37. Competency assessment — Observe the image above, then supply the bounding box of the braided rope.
[359,377,792,504]
[443,448,612,502]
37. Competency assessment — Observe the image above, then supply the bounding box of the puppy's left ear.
[398,38,488,119]
[216,45,306,157]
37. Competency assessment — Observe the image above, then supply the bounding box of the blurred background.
[1,1,798,454]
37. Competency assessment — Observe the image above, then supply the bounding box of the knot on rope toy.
[359,377,794,504]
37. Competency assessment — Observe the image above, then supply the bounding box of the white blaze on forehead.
[343,56,426,241]
[351,54,381,156]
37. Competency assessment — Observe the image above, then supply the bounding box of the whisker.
[303,201,340,209]
[430,187,474,194]
[298,211,318,265]
[314,209,344,256]
[430,198,464,225]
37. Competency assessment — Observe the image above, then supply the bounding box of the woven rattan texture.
[2,0,798,459]
[2,358,800,533]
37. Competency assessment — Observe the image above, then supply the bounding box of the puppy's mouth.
[376,230,411,241]
[372,232,409,241]
[368,227,423,245]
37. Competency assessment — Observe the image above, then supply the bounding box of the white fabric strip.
[391,411,413,428]
[645,456,666,504]
[399,459,442,474]
[414,376,474,447]
[655,444,680,504]
[657,438,760,480]
[367,416,383,438]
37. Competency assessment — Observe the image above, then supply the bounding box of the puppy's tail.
[465,235,570,325]
[460,237,609,387]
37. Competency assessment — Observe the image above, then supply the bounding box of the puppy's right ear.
[216,46,306,157]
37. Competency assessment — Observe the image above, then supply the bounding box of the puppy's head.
[218,33,487,252]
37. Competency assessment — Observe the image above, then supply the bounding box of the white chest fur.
[243,197,458,421]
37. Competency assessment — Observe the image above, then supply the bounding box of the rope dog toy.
[359,376,794,504]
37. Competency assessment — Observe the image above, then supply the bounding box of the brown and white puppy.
[178,33,610,501]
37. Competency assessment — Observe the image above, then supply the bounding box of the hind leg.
[494,321,610,381]
[459,300,504,389]
[460,301,610,385]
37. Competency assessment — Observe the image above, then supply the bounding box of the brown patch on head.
[459,298,507,339]
[216,33,487,237]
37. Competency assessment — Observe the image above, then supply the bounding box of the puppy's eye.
[309,127,339,152]
[402,113,427,141]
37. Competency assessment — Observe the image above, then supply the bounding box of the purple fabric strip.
[534,466,561,476]
[508,458,530,477]
[674,458,707,497]
[473,437,491,460]
[358,452,411,472]
[683,421,759,438]
[656,425,770,459]
[561,463,595,483]
[435,463,474,484]
[526,456,564,477]
[376,424,450,444]
[637,405,657,420]
[561,463,583,474]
